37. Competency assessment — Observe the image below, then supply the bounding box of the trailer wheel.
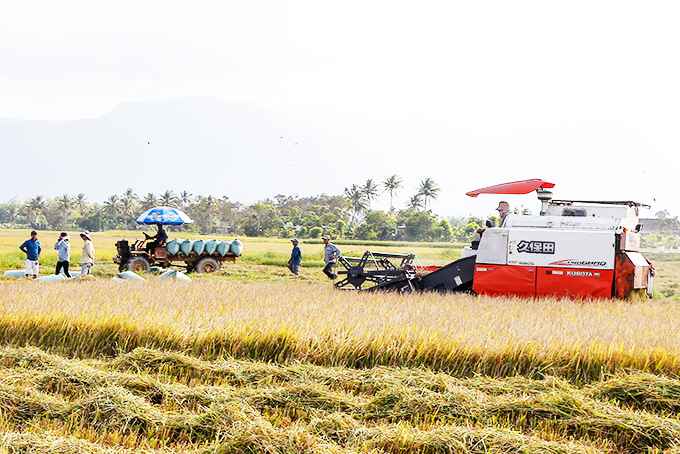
[195,257,221,274]
[126,257,151,273]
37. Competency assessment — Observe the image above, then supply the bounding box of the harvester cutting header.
[335,179,654,299]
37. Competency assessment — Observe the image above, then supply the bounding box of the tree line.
[0,177,502,243]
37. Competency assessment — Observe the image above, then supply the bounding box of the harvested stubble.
[1,346,680,452]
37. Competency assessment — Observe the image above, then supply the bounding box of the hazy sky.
[2,1,679,218]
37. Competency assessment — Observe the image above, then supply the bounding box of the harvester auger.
[334,251,419,291]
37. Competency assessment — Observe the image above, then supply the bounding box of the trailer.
[335,179,654,299]
[113,234,240,274]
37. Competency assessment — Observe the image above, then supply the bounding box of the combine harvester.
[335,179,654,299]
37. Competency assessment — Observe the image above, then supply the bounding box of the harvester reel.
[334,251,418,291]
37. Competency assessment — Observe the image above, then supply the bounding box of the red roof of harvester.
[466,179,555,197]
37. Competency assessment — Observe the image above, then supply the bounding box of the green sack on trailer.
[216,240,232,256]
[204,239,218,255]
[166,238,181,255]
[192,239,205,254]
[230,239,243,256]
[179,239,194,255]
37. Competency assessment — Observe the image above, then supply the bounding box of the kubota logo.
[549,259,607,267]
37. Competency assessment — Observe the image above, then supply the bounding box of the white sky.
[2,1,679,218]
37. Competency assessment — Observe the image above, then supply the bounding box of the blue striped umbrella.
[135,206,194,225]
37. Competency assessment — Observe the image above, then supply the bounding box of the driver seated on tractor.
[477,201,512,235]
[146,224,168,255]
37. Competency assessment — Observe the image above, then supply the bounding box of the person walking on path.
[19,230,41,279]
[54,232,71,278]
[288,238,302,275]
[322,235,341,280]
[80,231,95,276]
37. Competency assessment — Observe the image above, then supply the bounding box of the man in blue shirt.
[146,224,168,255]
[288,238,302,275]
[19,230,41,279]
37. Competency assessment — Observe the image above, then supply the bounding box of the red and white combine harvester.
[335,179,654,299]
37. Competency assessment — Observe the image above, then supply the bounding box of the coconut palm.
[344,184,368,224]
[120,188,138,229]
[103,195,121,218]
[382,174,403,212]
[417,177,440,211]
[406,194,423,211]
[159,190,179,207]
[362,179,380,209]
[141,193,158,211]
[55,194,74,228]
[74,193,88,215]
[3,198,20,224]
[179,190,193,208]
[24,195,48,228]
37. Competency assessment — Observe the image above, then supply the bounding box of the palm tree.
[382,174,403,212]
[159,190,179,207]
[55,194,74,228]
[74,193,88,215]
[179,190,193,208]
[120,188,138,229]
[103,195,121,218]
[24,195,48,228]
[3,198,20,223]
[417,178,440,211]
[197,195,219,233]
[344,184,368,224]
[141,193,158,210]
[362,179,380,209]
[406,194,423,211]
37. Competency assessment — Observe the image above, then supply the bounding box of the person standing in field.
[80,230,95,276]
[322,235,340,280]
[19,230,41,279]
[288,238,302,275]
[54,232,71,278]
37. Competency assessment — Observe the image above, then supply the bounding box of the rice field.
[1,279,680,452]
[3,228,680,452]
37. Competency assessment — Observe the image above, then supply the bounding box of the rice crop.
[3,277,680,451]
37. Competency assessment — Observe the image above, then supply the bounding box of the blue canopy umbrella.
[135,206,194,226]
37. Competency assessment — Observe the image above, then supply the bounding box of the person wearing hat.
[145,223,168,255]
[54,232,72,278]
[477,201,513,236]
[496,201,511,225]
[19,230,41,279]
[321,235,341,280]
[80,231,95,276]
[287,238,302,275]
